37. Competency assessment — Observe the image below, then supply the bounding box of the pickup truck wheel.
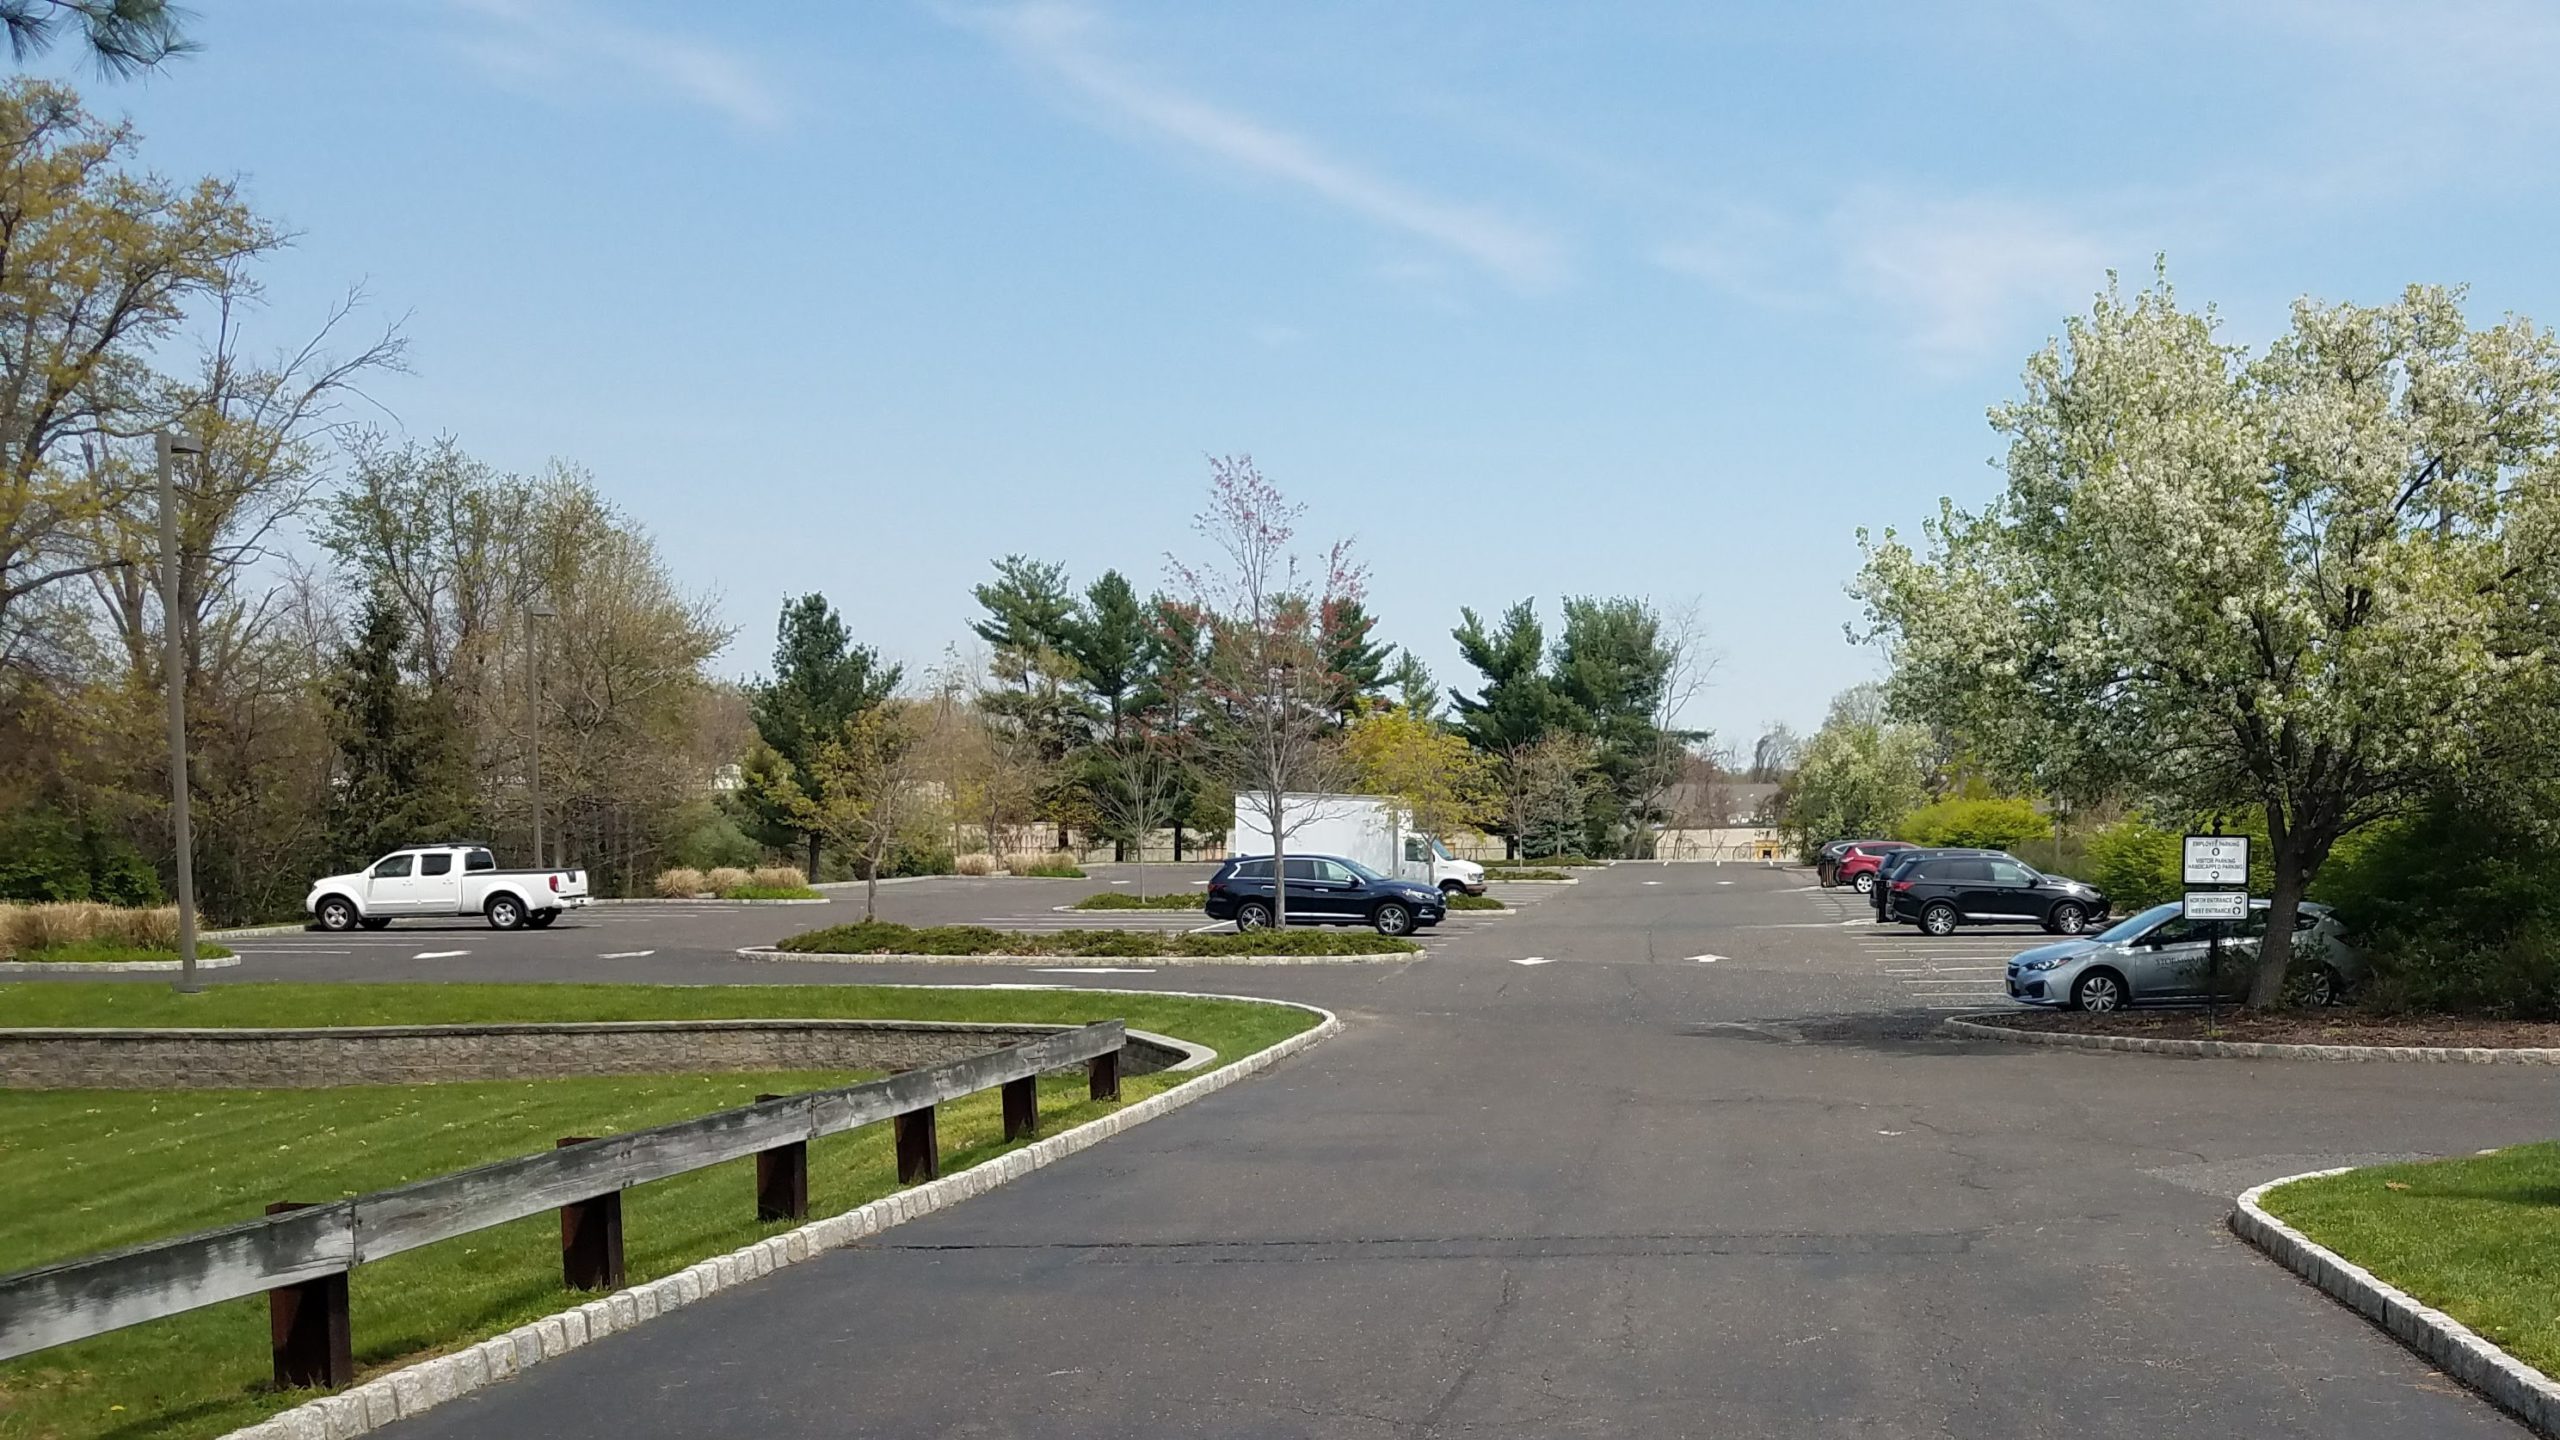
[525,909,557,929]
[314,896,358,932]
[1373,901,1414,936]
[358,917,392,931]
[486,895,527,931]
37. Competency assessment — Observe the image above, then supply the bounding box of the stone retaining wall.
[0,1019,1191,1090]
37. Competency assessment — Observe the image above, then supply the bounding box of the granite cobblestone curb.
[0,955,242,975]
[2233,1170,2560,1436]
[219,995,1341,1440]
[733,944,1422,967]
[204,923,314,940]
[1942,1014,2560,1064]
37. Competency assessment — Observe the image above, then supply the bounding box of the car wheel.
[1921,902,1959,936]
[358,916,392,931]
[315,896,358,932]
[526,910,558,929]
[487,895,526,931]
[1235,901,1274,932]
[1439,879,1465,895]
[2047,902,2087,935]
[1853,872,1876,894]
[2304,965,2342,1008]
[1373,901,1414,936]
[2070,969,2126,1012]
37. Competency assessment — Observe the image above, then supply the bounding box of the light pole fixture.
[156,428,207,994]
[526,601,558,868]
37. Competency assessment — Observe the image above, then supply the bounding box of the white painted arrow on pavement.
[1510,955,1555,965]
[1690,954,1726,963]
[599,950,655,959]
[413,950,469,960]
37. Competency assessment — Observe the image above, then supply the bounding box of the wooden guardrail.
[0,1019,1125,1389]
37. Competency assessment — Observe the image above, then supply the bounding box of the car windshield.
[2095,902,2181,944]
[1337,857,1386,883]
[1429,837,1452,861]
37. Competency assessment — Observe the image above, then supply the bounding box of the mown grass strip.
[2260,1142,2560,1379]
[774,921,1418,957]
[1069,892,1203,911]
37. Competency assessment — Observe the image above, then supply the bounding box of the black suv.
[1869,847,2003,921]
[1885,852,2108,936]
[1204,855,1445,936]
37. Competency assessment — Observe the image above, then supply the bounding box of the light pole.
[156,429,207,994]
[526,601,557,867]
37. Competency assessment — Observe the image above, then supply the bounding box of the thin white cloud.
[447,0,787,131]
[960,2,1564,290]
[1654,190,2118,369]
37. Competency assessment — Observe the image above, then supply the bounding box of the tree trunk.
[2249,812,2310,1009]
[1268,796,1289,929]
[1173,824,1185,862]
[806,830,822,883]
[865,869,879,922]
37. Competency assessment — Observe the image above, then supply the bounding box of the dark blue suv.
[1205,854,1446,936]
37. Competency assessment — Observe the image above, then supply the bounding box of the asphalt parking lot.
[27,863,2555,1436]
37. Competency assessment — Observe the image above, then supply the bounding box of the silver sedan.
[2005,900,2359,1012]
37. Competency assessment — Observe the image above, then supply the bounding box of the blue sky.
[84,0,2560,747]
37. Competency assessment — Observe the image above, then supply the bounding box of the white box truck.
[1228,793,1486,895]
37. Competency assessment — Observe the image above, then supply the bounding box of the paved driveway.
[291,862,2552,1438]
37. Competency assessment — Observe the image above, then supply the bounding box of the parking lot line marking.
[598,950,656,959]
[412,950,470,960]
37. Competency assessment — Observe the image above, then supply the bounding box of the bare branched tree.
[1170,455,1363,928]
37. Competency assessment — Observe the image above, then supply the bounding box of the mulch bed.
[1976,1009,2560,1049]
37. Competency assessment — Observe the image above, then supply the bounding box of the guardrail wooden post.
[753,1095,809,1222]
[263,1202,351,1391]
[555,1138,624,1290]
[1088,1048,1120,1102]
[892,1107,938,1184]
[1001,1076,1038,1140]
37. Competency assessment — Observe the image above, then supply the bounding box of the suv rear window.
[1926,859,1993,882]
[1227,859,1271,879]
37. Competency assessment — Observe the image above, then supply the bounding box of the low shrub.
[1486,868,1569,881]
[0,902,180,959]
[1015,862,1087,879]
[653,867,707,898]
[1900,796,2047,852]
[775,921,1419,958]
[1070,891,1203,910]
[954,853,1001,877]
[720,885,823,901]
[1446,893,1505,910]
[703,866,754,893]
[749,865,807,890]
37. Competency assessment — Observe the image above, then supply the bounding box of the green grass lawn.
[2261,1142,2560,1378]
[1068,891,1203,911]
[0,983,1320,1440]
[7,940,235,964]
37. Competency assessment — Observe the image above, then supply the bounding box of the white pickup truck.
[306,845,590,932]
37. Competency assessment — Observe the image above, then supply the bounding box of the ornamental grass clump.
[0,902,179,958]
[653,867,707,898]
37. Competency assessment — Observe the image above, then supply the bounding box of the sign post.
[2183,835,2251,1020]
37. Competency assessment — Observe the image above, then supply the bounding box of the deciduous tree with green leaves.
[1776,685,1932,859]
[1858,271,2560,1006]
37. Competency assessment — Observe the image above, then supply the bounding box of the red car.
[1832,840,1915,893]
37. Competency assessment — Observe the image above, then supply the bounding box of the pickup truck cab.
[307,845,589,932]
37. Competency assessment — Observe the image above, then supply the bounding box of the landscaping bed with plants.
[651,866,824,900]
[0,982,1319,1440]
[773,921,1419,959]
[1069,891,1202,911]
[2258,1144,2560,1380]
[1482,868,1572,881]
[0,902,233,963]
[1446,893,1508,911]
[1969,1009,2560,1049]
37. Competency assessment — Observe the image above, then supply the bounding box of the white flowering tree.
[1857,272,2560,1006]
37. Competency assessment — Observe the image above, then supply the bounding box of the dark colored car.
[1832,840,1915,894]
[1885,852,2108,936]
[1204,854,1446,937]
[1869,847,2004,922]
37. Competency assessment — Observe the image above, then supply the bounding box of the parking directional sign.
[2182,891,2248,922]
[2182,835,2250,886]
